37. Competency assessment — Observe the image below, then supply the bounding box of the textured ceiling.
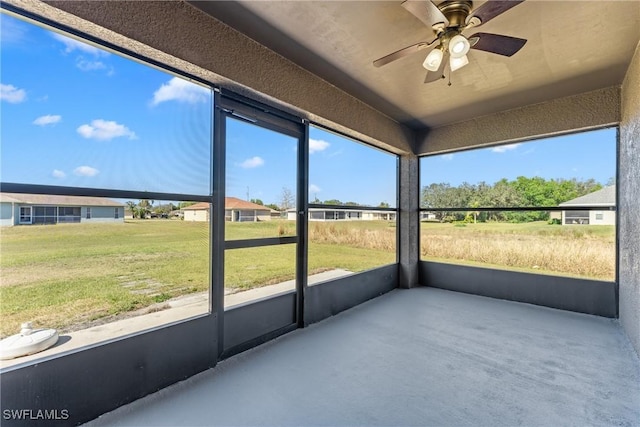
[190,0,640,131]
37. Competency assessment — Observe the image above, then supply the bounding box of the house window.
[596,212,604,220]
[86,208,91,219]
[58,207,81,223]
[19,206,32,224]
[114,208,119,219]
[565,210,590,224]
[33,206,57,224]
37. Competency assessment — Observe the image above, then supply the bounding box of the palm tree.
[126,201,137,219]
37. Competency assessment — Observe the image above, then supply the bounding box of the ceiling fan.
[373,0,527,83]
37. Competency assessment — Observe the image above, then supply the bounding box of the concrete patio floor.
[84,287,640,426]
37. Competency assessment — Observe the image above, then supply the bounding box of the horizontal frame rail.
[224,236,297,250]
[308,203,397,212]
[420,206,616,212]
[0,183,212,203]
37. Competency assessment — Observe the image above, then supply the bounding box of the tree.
[378,202,390,208]
[421,177,607,224]
[280,187,295,211]
[469,200,480,224]
[421,183,454,220]
[250,198,264,206]
[126,201,137,218]
[136,199,152,219]
[178,201,196,209]
[323,199,342,205]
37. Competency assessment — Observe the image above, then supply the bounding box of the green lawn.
[0,220,395,337]
[1,218,613,338]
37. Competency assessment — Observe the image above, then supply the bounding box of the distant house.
[181,197,275,222]
[225,197,275,222]
[420,211,437,221]
[182,202,210,222]
[287,207,396,221]
[0,193,124,227]
[559,186,616,225]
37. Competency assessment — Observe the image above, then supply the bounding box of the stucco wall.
[589,210,616,226]
[185,209,208,222]
[82,206,124,223]
[0,202,15,227]
[619,41,640,358]
[415,87,621,155]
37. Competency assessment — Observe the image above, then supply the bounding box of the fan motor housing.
[438,0,473,28]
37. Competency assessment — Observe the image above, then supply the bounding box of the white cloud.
[151,77,210,106]
[1,15,28,45]
[491,143,520,153]
[77,119,137,141]
[52,169,66,179]
[442,154,454,161]
[33,114,62,126]
[309,138,330,154]
[239,156,265,169]
[52,33,107,56]
[309,184,321,194]
[76,57,106,72]
[1,84,26,103]
[73,166,99,177]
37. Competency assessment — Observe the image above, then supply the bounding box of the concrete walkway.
[85,287,640,427]
[0,269,352,369]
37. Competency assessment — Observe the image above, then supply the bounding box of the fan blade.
[424,52,448,83]
[373,40,436,67]
[469,32,527,57]
[466,1,525,26]
[402,0,448,28]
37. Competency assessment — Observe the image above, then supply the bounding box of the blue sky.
[1,13,615,208]
[1,13,212,196]
[420,128,617,188]
[0,13,397,207]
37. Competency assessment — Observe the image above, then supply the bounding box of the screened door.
[219,96,306,353]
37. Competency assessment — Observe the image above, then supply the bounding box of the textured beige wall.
[8,0,413,155]
[399,156,419,289]
[619,41,640,358]
[415,87,621,155]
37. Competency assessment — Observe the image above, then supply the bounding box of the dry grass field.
[421,221,615,280]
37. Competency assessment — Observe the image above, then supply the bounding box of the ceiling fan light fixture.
[423,47,444,72]
[449,34,470,58]
[450,54,469,72]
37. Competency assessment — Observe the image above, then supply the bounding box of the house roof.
[559,186,616,207]
[224,197,271,211]
[182,198,273,211]
[183,202,210,211]
[0,193,124,207]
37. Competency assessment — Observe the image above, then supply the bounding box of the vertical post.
[398,154,420,288]
[213,90,226,358]
[297,121,309,327]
